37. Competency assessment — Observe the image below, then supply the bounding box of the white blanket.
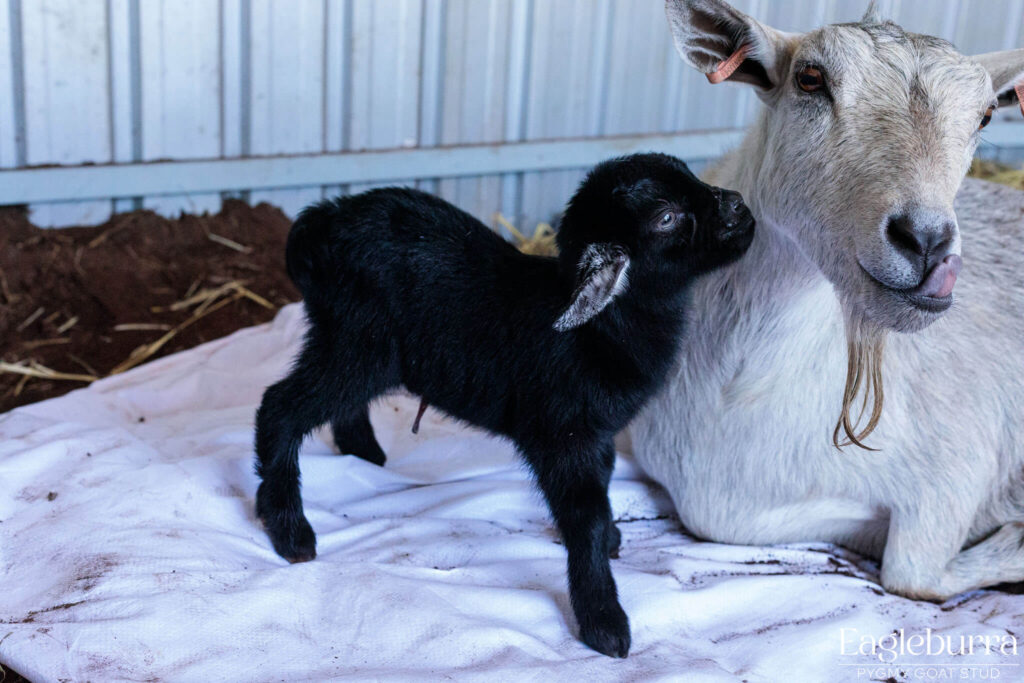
[1,304,1021,682]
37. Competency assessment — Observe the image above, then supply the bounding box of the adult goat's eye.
[796,65,825,93]
[979,105,995,130]
[658,211,676,229]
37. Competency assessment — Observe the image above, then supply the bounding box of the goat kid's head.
[553,153,754,331]
[667,0,1024,333]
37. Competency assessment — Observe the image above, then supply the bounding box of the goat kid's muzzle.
[715,190,756,244]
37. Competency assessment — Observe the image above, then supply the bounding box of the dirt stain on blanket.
[710,608,854,644]
[14,487,45,503]
[15,600,85,624]
[3,553,119,625]
[72,553,119,592]
[214,484,246,499]
[84,652,160,682]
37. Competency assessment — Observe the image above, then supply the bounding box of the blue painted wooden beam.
[0,131,745,205]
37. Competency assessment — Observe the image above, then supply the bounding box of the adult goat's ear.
[974,49,1024,107]
[553,244,630,332]
[664,0,793,91]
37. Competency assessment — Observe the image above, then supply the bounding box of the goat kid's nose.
[719,190,744,216]
[885,211,956,276]
[715,190,752,237]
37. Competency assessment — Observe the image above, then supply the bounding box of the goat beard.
[833,305,888,451]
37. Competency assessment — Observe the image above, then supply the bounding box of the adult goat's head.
[667,0,1024,334]
[666,0,1024,447]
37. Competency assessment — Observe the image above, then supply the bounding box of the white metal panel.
[953,0,1019,55]
[413,0,445,197]
[418,0,448,197]
[0,0,17,169]
[249,1,326,155]
[21,0,111,225]
[139,0,221,216]
[248,0,325,216]
[346,0,423,195]
[21,1,110,166]
[436,0,513,225]
[107,0,137,214]
[519,0,610,229]
[322,0,353,200]
[603,1,672,137]
[890,0,962,39]
[220,0,246,159]
[349,0,422,151]
[107,0,134,165]
[498,0,533,228]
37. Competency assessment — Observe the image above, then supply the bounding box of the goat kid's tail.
[285,201,337,303]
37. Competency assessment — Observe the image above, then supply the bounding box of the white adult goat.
[632,0,1024,600]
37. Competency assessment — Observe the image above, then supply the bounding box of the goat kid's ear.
[553,244,630,332]
[664,0,794,92]
[974,48,1024,104]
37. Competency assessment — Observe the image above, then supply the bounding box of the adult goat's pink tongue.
[915,254,962,298]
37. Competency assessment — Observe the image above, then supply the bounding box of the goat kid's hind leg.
[254,380,323,562]
[254,363,338,563]
[331,405,386,466]
[256,318,397,562]
[529,440,630,658]
[253,320,387,564]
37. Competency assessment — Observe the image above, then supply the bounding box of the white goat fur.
[632,0,1024,600]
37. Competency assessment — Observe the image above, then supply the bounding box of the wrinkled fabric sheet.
[1,304,1021,682]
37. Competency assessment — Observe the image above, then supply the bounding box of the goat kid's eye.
[658,211,676,229]
[796,65,825,93]
[979,105,995,131]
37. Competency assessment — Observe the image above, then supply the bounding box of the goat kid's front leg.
[530,441,630,658]
[881,500,1024,601]
[599,441,622,559]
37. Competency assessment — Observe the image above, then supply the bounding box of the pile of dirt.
[0,200,300,414]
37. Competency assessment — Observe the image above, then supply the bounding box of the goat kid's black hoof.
[607,524,622,559]
[579,603,631,658]
[264,514,317,563]
[257,504,318,563]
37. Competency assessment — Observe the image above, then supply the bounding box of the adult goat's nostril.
[885,212,957,279]
[886,214,955,255]
[885,214,924,257]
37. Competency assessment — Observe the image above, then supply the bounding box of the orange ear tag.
[706,44,751,84]
[1015,83,1024,118]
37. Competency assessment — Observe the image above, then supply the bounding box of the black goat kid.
[254,153,754,658]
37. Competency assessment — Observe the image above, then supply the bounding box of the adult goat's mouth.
[859,254,962,314]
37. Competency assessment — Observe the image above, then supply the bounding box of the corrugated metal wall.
[1,0,1022,229]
